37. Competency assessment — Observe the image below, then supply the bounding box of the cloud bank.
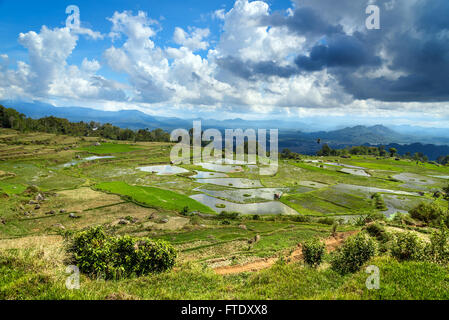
[0,0,448,121]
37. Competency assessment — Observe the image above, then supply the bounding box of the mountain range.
[2,100,449,160]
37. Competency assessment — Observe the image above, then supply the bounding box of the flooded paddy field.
[1,128,449,299]
[190,193,299,215]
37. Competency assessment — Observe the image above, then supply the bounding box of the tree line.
[281,144,448,165]
[0,105,170,142]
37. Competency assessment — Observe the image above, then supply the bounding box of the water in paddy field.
[332,183,421,197]
[190,193,298,215]
[195,187,290,203]
[137,165,189,175]
[197,162,243,173]
[190,171,228,179]
[325,162,366,169]
[62,156,115,167]
[340,168,371,177]
[195,178,263,188]
[430,175,449,179]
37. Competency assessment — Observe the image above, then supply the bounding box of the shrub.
[354,212,386,226]
[331,233,377,274]
[371,193,387,211]
[291,215,311,223]
[218,211,240,220]
[425,226,449,264]
[409,202,447,225]
[390,232,425,262]
[189,215,201,225]
[365,223,389,242]
[317,217,335,225]
[331,222,338,237]
[68,226,177,279]
[301,238,325,268]
[392,212,415,226]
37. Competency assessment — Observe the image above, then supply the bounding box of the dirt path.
[214,231,357,275]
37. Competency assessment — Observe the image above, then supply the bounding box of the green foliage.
[354,211,386,226]
[390,232,425,262]
[0,105,170,142]
[409,202,448,226]
[371,193,387,211]
[68,227,177,280]
[392,212,415,226]
[301,238,325,268]
[425,226,449,264]
[331,232,377,274]
[365,223,389,242]
[96,182,214,213]
[217,211,240,220]
[316,217,335,225]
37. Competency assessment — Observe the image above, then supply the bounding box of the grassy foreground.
[1,247,449,300]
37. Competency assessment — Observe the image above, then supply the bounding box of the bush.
[371,193,387,211]
[354,212,386,226]
[68,226,177,279]
[425,226,449,264]
[218,211,240,220]
[301,238,325,268]
[365,223,389,242]
[291,215,311,223]
[180,206,189,215]
[331,233,377,274]
[409,202,447,226]
[392,212,415,226]
[317,217,335,225]
[390,232,425,262]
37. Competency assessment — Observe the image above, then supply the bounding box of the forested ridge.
[0,104,170,142]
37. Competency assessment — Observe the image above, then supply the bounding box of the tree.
[389,147,397,157]
[317,144,332,156]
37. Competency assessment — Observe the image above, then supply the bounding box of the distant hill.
[2,100,449,160]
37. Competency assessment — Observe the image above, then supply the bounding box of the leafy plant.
[425,226,449,264]
[68,226,177,280]
[302,238,325,268]
[331,232,377,274]
[390,232,425,262]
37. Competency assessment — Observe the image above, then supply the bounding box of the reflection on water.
[190,171,228,179]
[197,163,243,173]
[138,165,189,175]
[195,178,263,188]
[325,162,365,169]
[62,156,115,167]
[340,168,371,177]
[190,194,298,215]
[195,187,313,203]
[332,183,420,196]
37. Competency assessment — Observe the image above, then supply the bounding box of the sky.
[0,0,449,128]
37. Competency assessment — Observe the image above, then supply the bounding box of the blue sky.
[0,0,448,128]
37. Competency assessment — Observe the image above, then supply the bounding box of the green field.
[1,128,449,300]
[79,143,142,154]
[96,181,214,213]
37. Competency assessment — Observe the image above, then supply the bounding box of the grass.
[2,247,449,300]
[79,143,141,154]
[1,129,449,300]
[0,181,27,195]
[96,181,214,214]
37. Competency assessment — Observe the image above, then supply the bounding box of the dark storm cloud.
[216,56,298,80]
[262,6,343,37]
[295,34,381,71]
[257,0,449,103]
